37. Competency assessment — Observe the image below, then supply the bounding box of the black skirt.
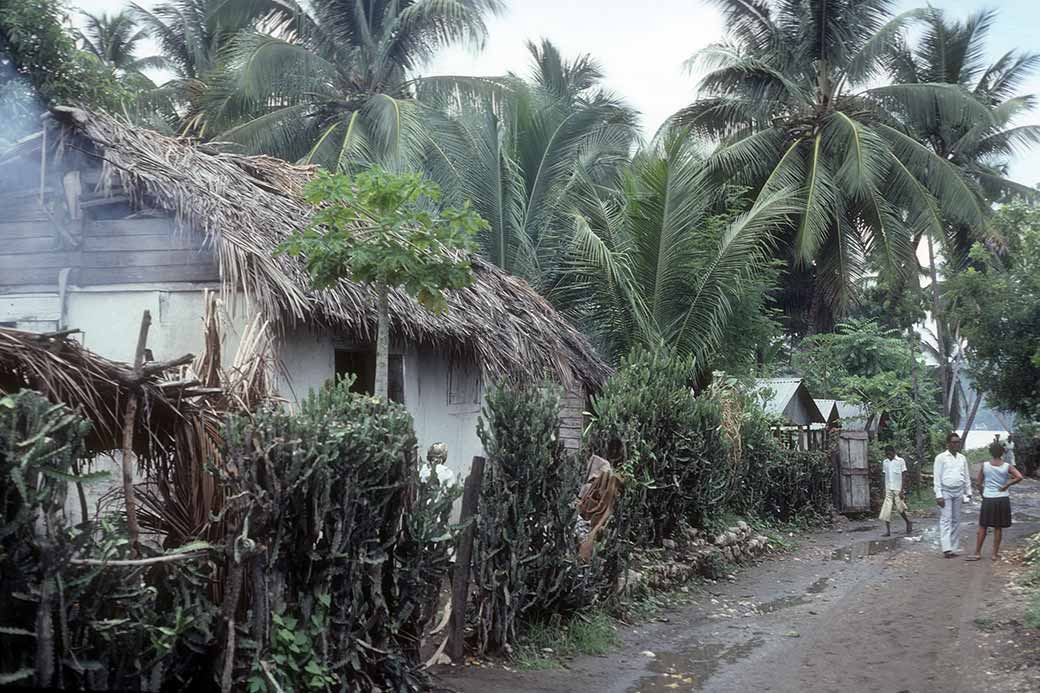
[979,497,1012,528]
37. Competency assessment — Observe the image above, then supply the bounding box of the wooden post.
[447,456,485,663]
[121,310,151,557]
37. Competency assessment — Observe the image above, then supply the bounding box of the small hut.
[0,107,609,478]
[755,378,826,450]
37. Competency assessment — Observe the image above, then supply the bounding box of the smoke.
[0,49,45,150]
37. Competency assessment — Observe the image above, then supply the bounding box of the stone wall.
[622,521,772,592]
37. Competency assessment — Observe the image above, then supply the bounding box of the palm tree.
[130,0,253,135]
[200,0,503,169]
[556,127,797,368]
[422,40,637,291]
[76,10,157,75]
[888,7,1040,421]
[676,0,992,332]
[889,7,1040,255]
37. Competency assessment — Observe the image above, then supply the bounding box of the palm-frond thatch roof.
[13,107,608,390]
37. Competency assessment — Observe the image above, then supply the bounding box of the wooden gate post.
[447,456,485,663]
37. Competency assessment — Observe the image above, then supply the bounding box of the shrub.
[1016,420,1040,477]
[584,350,735,543]
[0,390,215,690]
[219,380,459,693]
[730,401,832,524]
[472,382,596,655]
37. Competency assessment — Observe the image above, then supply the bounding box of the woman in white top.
[967,441,1024,561]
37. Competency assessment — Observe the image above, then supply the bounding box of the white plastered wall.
[4,286,487,516]
[277,330,485,481]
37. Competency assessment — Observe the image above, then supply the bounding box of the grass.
[1025,595,1040,630]
[905,487,938,514]
[513,610,620,670]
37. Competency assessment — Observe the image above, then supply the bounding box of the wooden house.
[0,107,608,477]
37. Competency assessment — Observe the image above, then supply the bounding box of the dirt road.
[433,479,1040,693]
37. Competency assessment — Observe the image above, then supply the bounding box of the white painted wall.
[277,329,486,481]
[4,286,488,492]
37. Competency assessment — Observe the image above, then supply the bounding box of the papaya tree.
[279,168,486,399]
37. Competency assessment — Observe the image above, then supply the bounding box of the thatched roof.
[13,107,608,390]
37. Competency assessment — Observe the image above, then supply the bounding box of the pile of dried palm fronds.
[0,326,193,460]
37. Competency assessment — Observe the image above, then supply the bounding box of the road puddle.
[627,637,765,691]
[755,576,830,613]
[829,537,902,560]
[757,594,808,613]
[806,576,831,594]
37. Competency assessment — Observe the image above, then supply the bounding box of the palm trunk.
[375,281,389,401]
[925,231,950,418]
[910,331,925,490]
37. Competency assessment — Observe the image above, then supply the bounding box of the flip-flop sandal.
[965,555,982,561]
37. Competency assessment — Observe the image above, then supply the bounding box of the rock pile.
[624,521,772,592]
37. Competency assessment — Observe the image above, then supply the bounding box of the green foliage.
[946,201,1040,418]
[281,167,484,312]
[1015,420,1040,477]
[729,402,833,524]
[422,39,637,290]
[560,129,794,368]
[0,391,216,691]
[473,382,596,655]
[585,349,734,541]
[198,0,503,167]
[793,318,944,475]
[220,379,459,692]
[683,0,993,330]
[248,602,337,693]
[513,609,619,670]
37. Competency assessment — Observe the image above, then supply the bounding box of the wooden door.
[838,431,870,512]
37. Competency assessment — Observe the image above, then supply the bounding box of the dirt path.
[433,480,1040,693]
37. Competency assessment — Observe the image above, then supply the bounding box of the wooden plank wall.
[0,200,219,289]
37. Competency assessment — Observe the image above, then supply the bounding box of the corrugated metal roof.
[815,398,838,420]
[755,378,825,424]
[836,400,873,431]
[755,378,804,417]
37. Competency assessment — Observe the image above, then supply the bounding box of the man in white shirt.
[879,445,912,536]
[933,432,972,557]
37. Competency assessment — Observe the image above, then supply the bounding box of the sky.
[69,0,1040,185]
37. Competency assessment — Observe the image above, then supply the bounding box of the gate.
[835,430,870,513]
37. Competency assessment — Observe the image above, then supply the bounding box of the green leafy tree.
[423,39,637,291]
[279,168,486,399]
[557,126,795,371]
[677,0,991,332]
[793,318,944,473]
[946,201,1040,418]
[200,0,503,169]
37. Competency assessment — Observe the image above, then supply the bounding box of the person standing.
[879,445,912,536]
[934,432,972,558]
[1006,434,1016,467]
[967,441,1024,561]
